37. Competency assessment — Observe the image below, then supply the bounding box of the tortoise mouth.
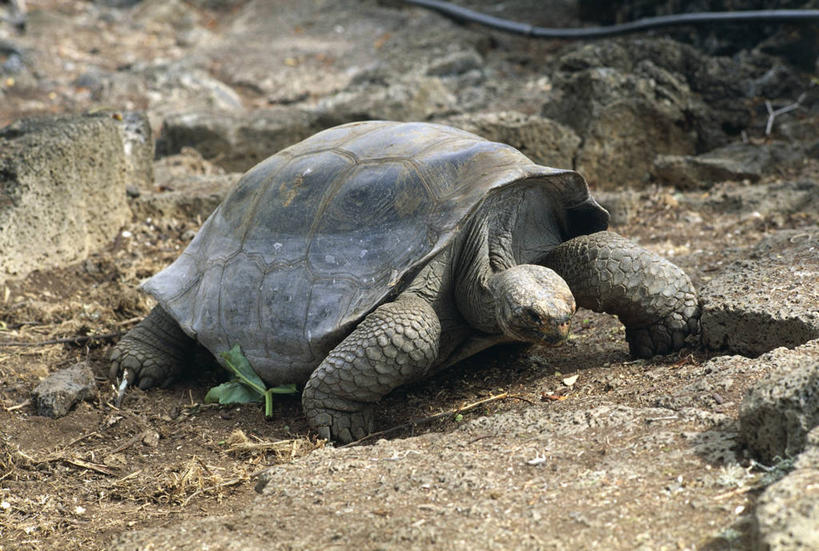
[506,310,572,346]
[542,317,571,346]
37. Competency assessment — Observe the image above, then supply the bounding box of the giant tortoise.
[110,121,700,442]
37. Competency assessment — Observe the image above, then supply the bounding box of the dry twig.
[765,93,806,136]
[340,391,526,447]
[0,332,122,347]
[181,477,245,507]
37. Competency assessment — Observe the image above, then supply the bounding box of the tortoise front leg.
[302,294,441,443]
[543,231,700,358]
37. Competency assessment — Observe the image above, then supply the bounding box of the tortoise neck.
[454,212,516,334]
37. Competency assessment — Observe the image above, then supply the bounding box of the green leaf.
[221,345,267,395]
[204,381,262,405]
[210,345,300,417]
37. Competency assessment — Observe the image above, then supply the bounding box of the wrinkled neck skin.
[454,192,523,334]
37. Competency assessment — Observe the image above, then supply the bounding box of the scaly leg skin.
[543,231,700,358]
[302,294,441,443]
[109,305,195,389]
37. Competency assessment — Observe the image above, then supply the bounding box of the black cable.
[404,0,819,39]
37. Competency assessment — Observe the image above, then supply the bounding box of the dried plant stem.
[340,392,528,447]
[0,332,122,347]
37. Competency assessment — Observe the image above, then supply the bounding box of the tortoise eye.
[523,308,541,323]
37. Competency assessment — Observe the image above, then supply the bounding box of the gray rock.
[426,49,483,77]
[120,111,155,188]
[700,229,819,356]
[186,0,245,8]
[313,76,457,127]
[94,0,142,6]
[156,107,319,172]
[131,0,199,30]
[542,60,697,189]
[31,362,98,418]
[141,62,240,113]
[158,75,462,173]
[739,340,819,464]
[441,111,580,170]
[0,112,153,282]
[131,174,235,221]
[753,426,819,551]
[73,59,238,131]
[652,142,807,190]
[679,179,819,221]
[131,148,237,220]
[777,113,819,158]
[541,37,812,189]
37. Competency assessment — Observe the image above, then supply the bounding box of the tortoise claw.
[302,386,373,444]
[108,306,192,392]
[626,305,700,358]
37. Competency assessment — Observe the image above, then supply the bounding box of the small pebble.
[31,362,97,418]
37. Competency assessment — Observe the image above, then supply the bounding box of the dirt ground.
[2,161,816,549]
[1,1,818,549]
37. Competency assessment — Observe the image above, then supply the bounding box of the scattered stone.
[119,110,155,188]
[73,60,240,130]
[0,112,153,282]
[752,426,819,551]
[739,340,819,464]
[131,174,236,221]
[156,107,319,172]
[153,146,227,187]
[652,142,806,190]
[142,429,160,447]
[700,229,819,356]
[313,76,457,128]
[31,362,98,418]
[441,111,580,169]
[426,49,483,77]
[141,145,235,220]
[140,61,240,113]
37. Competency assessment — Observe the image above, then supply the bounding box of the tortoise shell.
[143,121,608,385]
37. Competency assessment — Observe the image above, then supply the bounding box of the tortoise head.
[491,265,575,346]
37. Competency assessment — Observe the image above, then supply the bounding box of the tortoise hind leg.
[109,305,195,389]
[543,231,700,358]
